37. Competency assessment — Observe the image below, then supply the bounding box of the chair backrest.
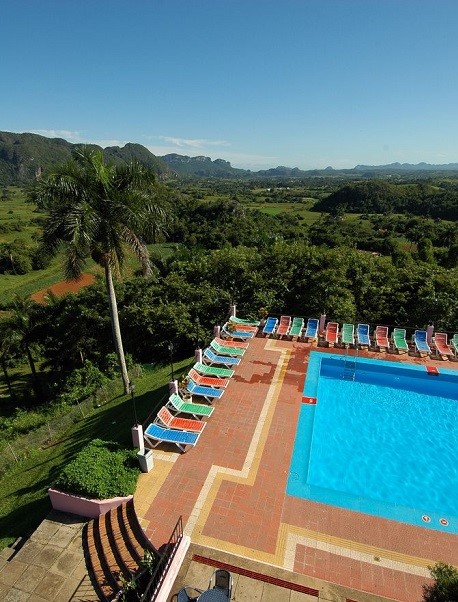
[357,323,369,335]
[326,322,338,333]
[188,368,202,382]
[169,393,184,410]
[210,569,232,597]
[157,406,173,426]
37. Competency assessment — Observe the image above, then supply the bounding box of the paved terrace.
[135,335,458,602]
[0,334,456,601]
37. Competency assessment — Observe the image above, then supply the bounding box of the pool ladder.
[343,347,358,380]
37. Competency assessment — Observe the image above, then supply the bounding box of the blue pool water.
[287,352,458,533]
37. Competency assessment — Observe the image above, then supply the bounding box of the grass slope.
[0,357,192,549]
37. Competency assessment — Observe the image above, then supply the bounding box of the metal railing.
[140,515,184,601]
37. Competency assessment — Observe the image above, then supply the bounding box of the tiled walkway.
[135,335,458,602]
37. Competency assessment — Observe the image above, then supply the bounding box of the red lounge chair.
[433,333,454,359]
[155,407,206,433]
[276,315,292,338]
[325,322,339,347]
[188,368,229,389]
[375,325,389,351]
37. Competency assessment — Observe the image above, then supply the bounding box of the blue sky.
[2,0,458,170]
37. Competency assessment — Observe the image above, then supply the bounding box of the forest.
[1,168,458,412]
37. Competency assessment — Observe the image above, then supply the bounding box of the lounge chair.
[227,319,258,332]
[341,323,355,348]
[451,334,458,357]
[208,569,233,600]
[374,325,389,351]
[287,316,304,339]
[214,336,249,349]
[432,333,454,359]
[229,316,260,327]
[166,393,215,419]
[262,316,278,337]
[193,361,234,378]
[210,339,246,357]
[392,328,409,354]
[412,330,431,357]
[221,324,255,340]
[303,317,319,340]
[173,586,203,602]
[202,348,241,367]
[325,322,339,347]
[155,406,206,433]
[188,368,229,388]
[356,323,371,348]
[144,423,200,452]
[275,315,291,338]
[185,378,225,403]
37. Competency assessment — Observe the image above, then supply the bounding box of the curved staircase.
[84,498,158,601]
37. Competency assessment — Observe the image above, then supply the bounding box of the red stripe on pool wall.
[302,396,317,404]
[426,366,439,376]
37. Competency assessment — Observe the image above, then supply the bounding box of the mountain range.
[1,130,458,186]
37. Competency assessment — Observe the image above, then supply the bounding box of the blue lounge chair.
[203,348,241,367]
[303,318,319,340]
[262,316,278,337]
[186,378,225,403]
[413,330,431,356]
[356,323,371,348]
[221,324,255,340]
[144,423,200,452]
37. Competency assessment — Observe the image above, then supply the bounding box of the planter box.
[137,449,154,473]
[48,488,133,519]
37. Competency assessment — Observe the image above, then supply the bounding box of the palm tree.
[31,147,164,393]
[3,298,44,401]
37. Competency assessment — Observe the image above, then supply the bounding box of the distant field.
[0,189,182,304]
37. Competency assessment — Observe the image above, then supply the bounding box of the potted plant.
[49,439,140,518]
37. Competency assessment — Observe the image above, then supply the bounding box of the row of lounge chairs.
[143,329,252,452]
[259,313,458,360]
[324,322,458,359]
[262,316,320,340]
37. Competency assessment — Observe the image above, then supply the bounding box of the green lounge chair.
[166,393,214,419]
[193,362,234,378]
[288,317,304,339]
[392,328,409,353]
[341,323,355,348]
[210,339,246,357]
[229,316,260,327]
[451,334,458,357]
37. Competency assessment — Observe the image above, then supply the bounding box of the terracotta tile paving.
[136,333,458,602]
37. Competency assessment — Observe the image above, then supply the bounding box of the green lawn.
[0,356,192,549]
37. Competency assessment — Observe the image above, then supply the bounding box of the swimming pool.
[287,352,458,533]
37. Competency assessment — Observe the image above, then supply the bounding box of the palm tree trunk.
[104,263,130,394]
[1,357,15,400]
[25,343,43,402]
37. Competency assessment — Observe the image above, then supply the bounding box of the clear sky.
[2,0,458,170]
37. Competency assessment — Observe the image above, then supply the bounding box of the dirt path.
[31,273,96,303]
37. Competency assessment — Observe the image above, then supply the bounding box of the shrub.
[422,562,458,602]
[53,439,140,499]
[0,408,48,438]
